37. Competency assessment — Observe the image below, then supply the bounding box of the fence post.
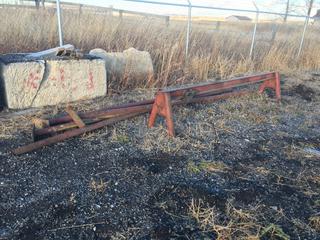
[297,16,309,58]
[35,0,40,9]
[297,0,313,58]
[108,5,113,16]
[249,2,259,59]
[186,0,192,59]
[165,16,170,27]
[119,10,123,21]
[215,21,221,30]
[56,0,63,47]
[79,4,83,15]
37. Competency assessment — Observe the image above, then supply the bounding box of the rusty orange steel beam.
[163,72,278,97]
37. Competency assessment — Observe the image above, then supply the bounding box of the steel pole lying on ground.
[13,112,143,155]
[48,99,154,126]
[34,104,153,137]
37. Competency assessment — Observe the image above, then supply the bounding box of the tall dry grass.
[1,7,320,90]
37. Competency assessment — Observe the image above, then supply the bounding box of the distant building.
[226,15,252,22]
[313,9,320,25]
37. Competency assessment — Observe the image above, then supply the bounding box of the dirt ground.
[0,72,319,240]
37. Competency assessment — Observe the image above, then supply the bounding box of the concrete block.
[89,48,154,83]
[0,57,106,109]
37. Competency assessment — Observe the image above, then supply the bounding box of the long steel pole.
[186,0,192,58]
[298,0,314,58]
[249,2,259,59]
[56,0,63,47]
[297,16,309,58]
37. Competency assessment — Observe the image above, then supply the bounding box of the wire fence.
[2,0,319,61]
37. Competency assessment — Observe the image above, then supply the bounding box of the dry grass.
[309,216,320,231]
[189,199,291,240]
[1,7,320,91]
[187,160,229,174]
[189,199,263,240]
[89,178,107,193]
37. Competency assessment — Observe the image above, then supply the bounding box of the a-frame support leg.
[148,92,175,137]
[259,72,281,101]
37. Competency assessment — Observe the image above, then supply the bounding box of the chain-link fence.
[1,0,319,62]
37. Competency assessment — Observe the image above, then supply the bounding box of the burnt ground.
[0,72,320,240]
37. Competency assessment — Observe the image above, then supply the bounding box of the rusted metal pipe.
[13,112,143,155]
[34,104,153,137]
[48,99,154,126]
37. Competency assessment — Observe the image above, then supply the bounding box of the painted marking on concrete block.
[87,70,95,91]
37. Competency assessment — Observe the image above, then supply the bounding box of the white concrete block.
[89,48,154,83]
[1,61,45,109]
[0,58,106,109]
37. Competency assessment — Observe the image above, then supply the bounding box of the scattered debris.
[25,44,75,60]
[304,147,320,157]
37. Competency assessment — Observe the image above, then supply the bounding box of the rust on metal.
[149,72,281,136]
[32,118,50,129]
[66,106,86,128]
[34,104,153,137]
[13,112,143,155]
[48,99,154,126]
